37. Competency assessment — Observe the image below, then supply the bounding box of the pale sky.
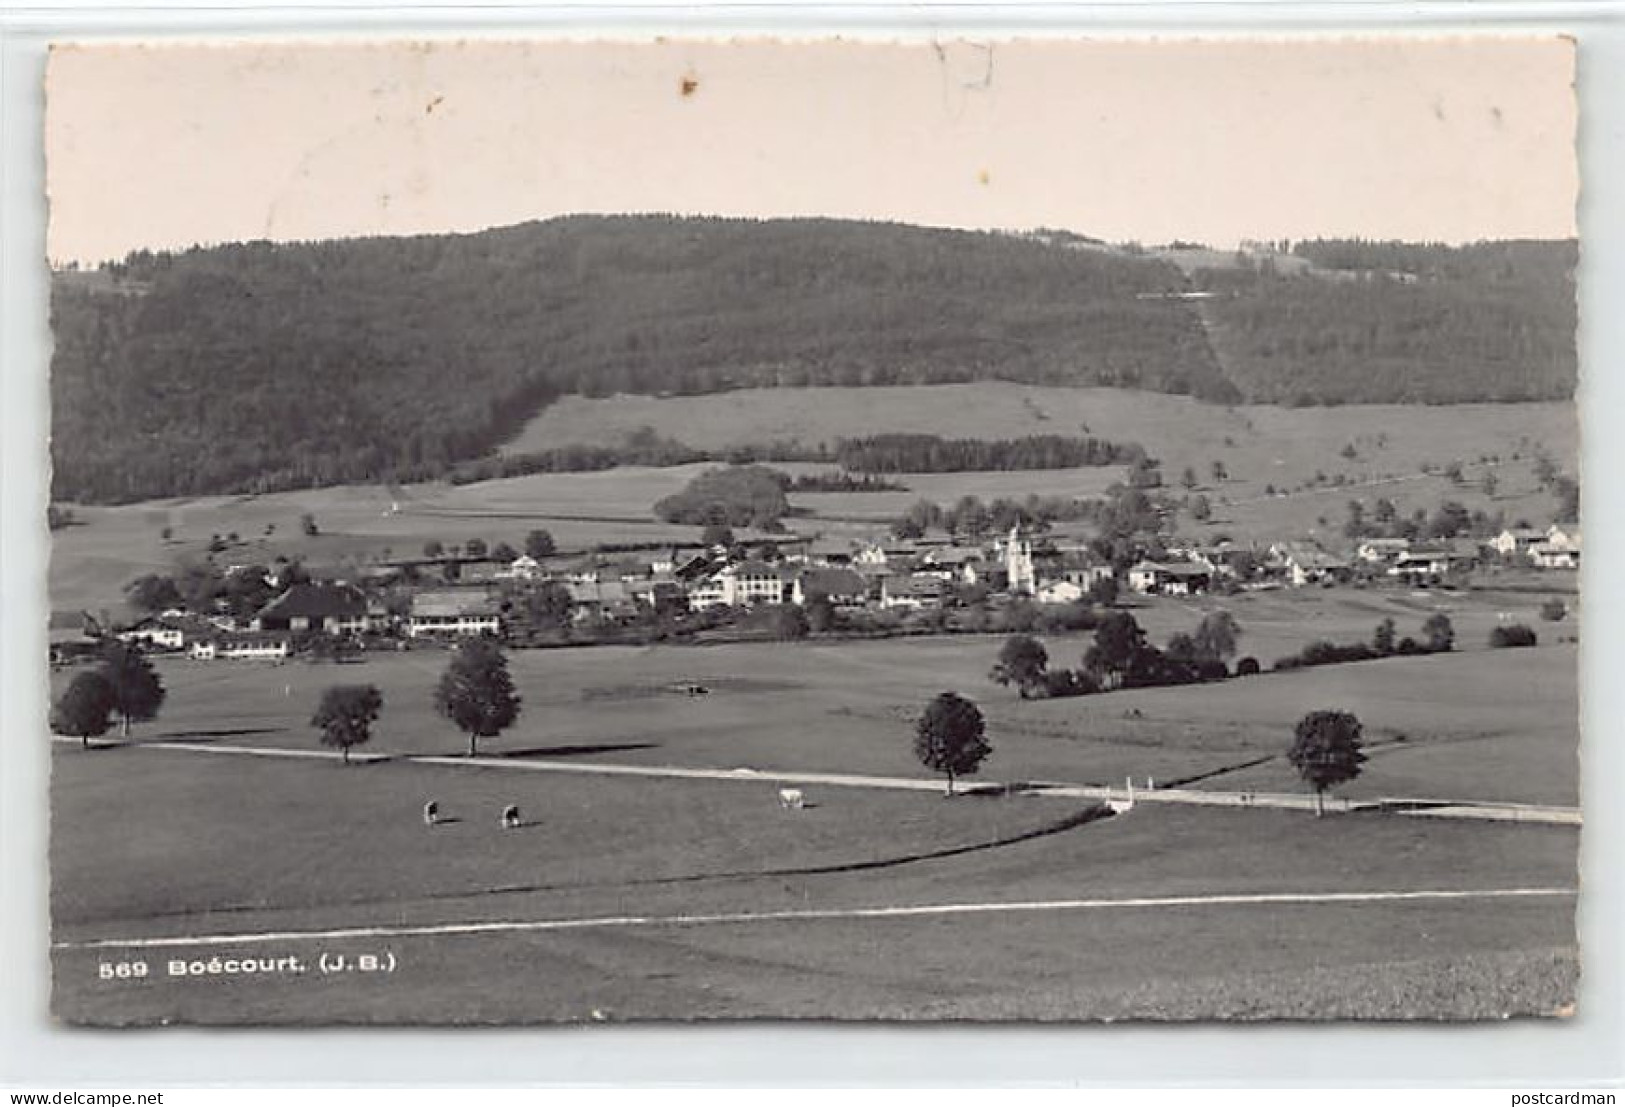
[44,36,1578,267]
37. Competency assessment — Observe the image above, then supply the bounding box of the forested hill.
[50,216,1223,503]
[50,218,1577,504]
[1188,238,1577,405]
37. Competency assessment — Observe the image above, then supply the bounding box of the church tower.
[1005,526,1035,596]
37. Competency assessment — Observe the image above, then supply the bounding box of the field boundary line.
[53,887,1577,951]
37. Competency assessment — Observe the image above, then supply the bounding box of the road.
[53,735,1582,826]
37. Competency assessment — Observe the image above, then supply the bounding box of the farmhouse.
[408,591,502,638]
[1271,542,1351,587]
[1127,561,1212,596]
[1387,545,1470,583]
[880,575,950,610]
[189,632,290,661]
[1489,527,1547,558]
[254,583,373,635]
[791,568,869,607]
[1531,526,1580,570]
[115,616,188,651]
[1355,538,1411,564]
[496,554,545,580]
[1035,580,1086,605]
[919,546,987,583]
[564,579,642,624]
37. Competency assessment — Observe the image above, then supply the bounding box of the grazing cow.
[423,801,440,826]
[501,804,521,829]
[778,788,804,810]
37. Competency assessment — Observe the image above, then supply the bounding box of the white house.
[880,575,949,610]
[1531,526,1580,569]
[116,617,186,651]
[1271,542,1350,587]
[687,561,792,609]
[497,554,545,581]
[791,568,869,608]
[1128,561,1212,596]
[1355,538,1411,564]
[190,632,290,661]
[1489,527,1547,558]
[1388,546,1456,582]
[1035,580,1086,605]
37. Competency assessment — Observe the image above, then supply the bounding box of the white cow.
[778,788,805,810]
[501,804,522,829]
[423,800,441,826]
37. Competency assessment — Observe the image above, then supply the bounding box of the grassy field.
[50,587,1578,807]
[48,464,771,616]
[46,591,1579,1022]
[50,741,1577,1023]
[504,385,1575,516]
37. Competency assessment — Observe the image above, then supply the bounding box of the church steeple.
[1006,525,1035,596]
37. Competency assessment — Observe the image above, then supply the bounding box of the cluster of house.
[1121,523,1579,596]
[84,522,1578,662]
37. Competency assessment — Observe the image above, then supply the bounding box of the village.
[73,514,1582,666]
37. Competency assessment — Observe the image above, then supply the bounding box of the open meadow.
[50,740,1576,1024]
[48,569,1580,1023]
[503,384,1579,543]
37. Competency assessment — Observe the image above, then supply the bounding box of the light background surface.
[43,36,1578,266]
[2,2,1623,1088]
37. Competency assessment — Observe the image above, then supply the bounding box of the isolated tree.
[1482,470,1499,499]
[1192,610,1241,664]
[524,529,557,559]
[51,671,116,749]
[490,541,519,563]
[123,574,181,616]
[1210,460,1228,484]
[1164,632,1199,667]
[1422,612,1456,653]
[96,641,166,737]
[434,639,522,757]
[1088,575,1119,607]
[1373,617,1397,656]
[805,594,836,634]
[1540,599,1568,622]
[311,684,383,765]
[1083,611,1151,689]
[1288,709,1366,816]
[465,537,488,559]
[1189,495,1212,523]
[700,522,735,549]
[914,692,991,796]
[301,513,319,537]
[1181,466,1199,491]
[423,540,445,559]
[990,634,1049,699]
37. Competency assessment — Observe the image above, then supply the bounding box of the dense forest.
[51,220,1576,504]
[51,216,1219,503]
[1191,239,1576,404]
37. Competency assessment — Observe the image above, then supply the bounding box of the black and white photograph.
[41,36,1582,1025]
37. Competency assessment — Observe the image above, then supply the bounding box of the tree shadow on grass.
[155,727,287,743]
[497,742,660,759]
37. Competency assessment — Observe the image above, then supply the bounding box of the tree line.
[52,637,522,764]
[833,433,1143,474]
